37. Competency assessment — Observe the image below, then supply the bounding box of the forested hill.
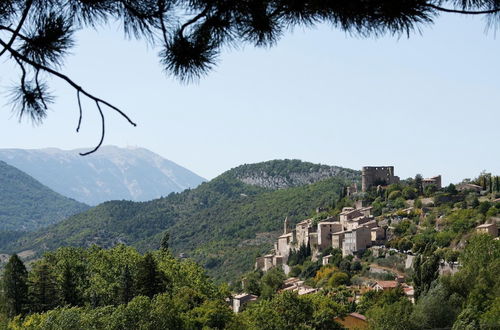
[0,161,89,231]
[227,159,359,189]
[0,146,206,205]
[3,160,360,281]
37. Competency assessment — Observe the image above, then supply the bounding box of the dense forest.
[0,233,497,329]
[2,160,359,281]
[0,161,89,231]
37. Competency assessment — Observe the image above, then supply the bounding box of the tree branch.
[427,3,500,15]
[180,7,210,36]
[76,90,83,132]
[0,37,136,155]
[157,0,169,45]
[0,38,137,127]
[0,0,33,58]
[79,101,105,156]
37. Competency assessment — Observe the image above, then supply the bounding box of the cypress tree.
[136,253,164,298]
[120,265,134,304]
[160,231,170,252]
[60,262,79,306]
[2,254,28,317]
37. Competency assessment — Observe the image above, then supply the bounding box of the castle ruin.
[361,166,400,192]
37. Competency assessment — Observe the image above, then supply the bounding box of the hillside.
[0,160,89,231]
[3,160,360,280]
[0,146,206,205]
[228,159,359,189]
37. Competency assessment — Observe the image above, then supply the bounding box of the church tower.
[283,216,289,235]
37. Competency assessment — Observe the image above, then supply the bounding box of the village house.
[422,175,442,190]
[280,277,318,295]
[476,223,498,237]
[256,201,386,272]
[231,293,258,313]
[456,182,483,192]
[371,277,415,304]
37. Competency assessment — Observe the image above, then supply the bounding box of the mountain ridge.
[0,146,206,205]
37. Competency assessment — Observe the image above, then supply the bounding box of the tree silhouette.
[1,1,499,153]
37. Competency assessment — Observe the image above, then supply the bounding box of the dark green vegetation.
[2,160,359,281]
[365,235,499,330]
[0,160,88,231]
[1,245,349,329]
[3,234,496,329]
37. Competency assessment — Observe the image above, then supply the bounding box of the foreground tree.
[2,255,28,317]
[1,0,500,153]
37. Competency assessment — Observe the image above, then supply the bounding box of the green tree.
[120,265,134,304]
[367,298,415,330]
[328,272,349,287]
[29,261,58,312]
[2,254,28,317]
[413,252,439,300]
[60,262,79,306]
[260,267,285,299]
[160,231,170,251]
[242,271,262,296]
[410,283,462,329]
[136,253,164,299]
[402,186,417,200]
[414,174,423,196]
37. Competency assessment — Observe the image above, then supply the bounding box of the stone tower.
[284,217,289,235]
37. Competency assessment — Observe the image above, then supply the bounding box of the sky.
[1,13,499,183]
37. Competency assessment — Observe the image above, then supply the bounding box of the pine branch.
[427,3,500,15]
[0,37,137,155]
[0,0,33,58]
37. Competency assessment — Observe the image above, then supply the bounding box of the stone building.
[232,293,258,313]
[422,175,442,190]
[361,166,400,192]
[476,223,498,237]
[256,203,385,273]
[342,226,371,256]
[317,221,343,250]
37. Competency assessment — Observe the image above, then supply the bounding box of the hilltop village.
[232,166,500,328]
[255,166,442,274]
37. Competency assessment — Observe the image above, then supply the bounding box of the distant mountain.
[0,160,89,231]
[3,160,360,281]
[0,146,206,205]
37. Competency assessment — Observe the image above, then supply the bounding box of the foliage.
[2,245,234,329]
[240,290,344,329]
[412,252,439,300]
[1,255,28,317]
[0,160,88,231]
[327,272,349,288]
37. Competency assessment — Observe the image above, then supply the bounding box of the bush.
[328,272,350,287]
[388,191,402,201]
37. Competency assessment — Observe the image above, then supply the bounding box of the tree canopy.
[1,0,499,153]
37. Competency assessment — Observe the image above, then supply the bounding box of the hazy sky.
[1,13,499,183]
